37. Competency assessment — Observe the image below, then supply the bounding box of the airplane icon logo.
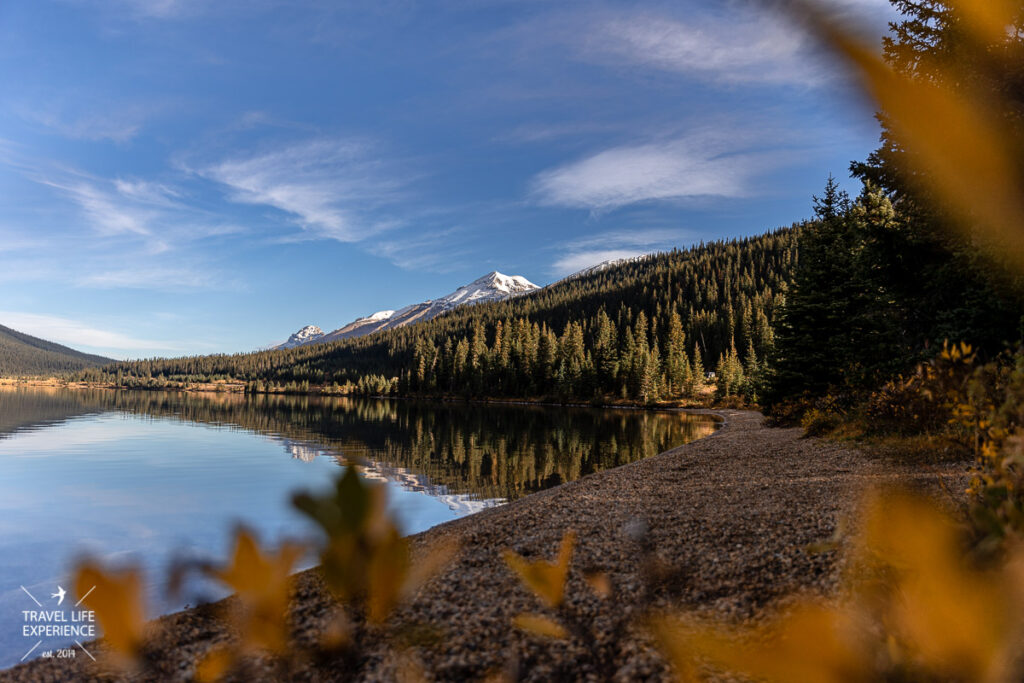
[50,586,65,606]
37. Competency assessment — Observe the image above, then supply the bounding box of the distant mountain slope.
[277,271,539,349]
[559,256,647,282]
[316,311,397,343]
[0,324,112,376]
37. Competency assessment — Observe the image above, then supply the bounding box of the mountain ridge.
[276,270,539,349]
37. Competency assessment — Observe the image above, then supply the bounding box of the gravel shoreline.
[1,409,968,682]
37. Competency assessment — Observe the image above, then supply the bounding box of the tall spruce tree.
[765,178,853,403]
[851,0,1024,355]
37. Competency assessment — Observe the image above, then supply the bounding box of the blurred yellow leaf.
[651,602,867,683]
[858,490,1021,681]
[393,651,430,683]
[503,531,575,608]
[210,528,303,654]
[294,467,453,627]
[369,534,458,623]
[73,561,147,662]
[585,571,612,598]
[404,537,459,596]
[195,646,233,683]
[947,0,1020,44]
[366,527,411,623]
[513,613,568,639]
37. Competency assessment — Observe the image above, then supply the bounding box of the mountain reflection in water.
[0,387,717,504]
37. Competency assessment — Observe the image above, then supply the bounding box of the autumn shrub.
[855,343,1024,553]
[761,393,815,427]
[764,391,843,426]
[799,407,843,436]
[949,351,1024,556]
[864,342,981,437]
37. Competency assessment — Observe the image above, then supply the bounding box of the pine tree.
[665,310,688,394]
[688,343,706,399]
[764,178,854,404]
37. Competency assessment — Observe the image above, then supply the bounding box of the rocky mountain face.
[276,271,539,350]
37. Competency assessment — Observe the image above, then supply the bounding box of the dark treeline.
[79,230,798,403]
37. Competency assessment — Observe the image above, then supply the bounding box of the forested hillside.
[0,324,111,377]
[80,228,799,402]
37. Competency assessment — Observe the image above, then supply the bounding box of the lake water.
[0,387,716,667]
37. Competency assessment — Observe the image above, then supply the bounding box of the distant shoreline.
[0,376,729,413]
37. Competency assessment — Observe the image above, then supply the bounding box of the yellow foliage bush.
[799,407,843,437]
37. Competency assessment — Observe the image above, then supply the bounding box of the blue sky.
[0,0,895,358]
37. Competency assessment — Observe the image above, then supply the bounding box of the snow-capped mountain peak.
[271,271,540,350]
[437,271,538,309]
[278,325,325,349]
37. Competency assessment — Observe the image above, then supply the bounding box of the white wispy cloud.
[367,227,474,273]
[580,10,821,87]
[0,230,46,253]
[112,179,182,206]
[9,158,244,291]
[40,179,155,237]
[493,121,620,145]
[192,138,406,242]
[76,266,233,291]
[561,227,692,251]
[15,99,151,143]
[120,0,192,18]
[32,167,243,252]
[533,1,895,90]
[0,311,181,354]
[532,135,756,212]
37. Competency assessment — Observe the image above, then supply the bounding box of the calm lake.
[0,387,716,667]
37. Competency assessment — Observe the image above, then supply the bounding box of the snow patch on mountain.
[277,325,324,349]
[434,271,538,310]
